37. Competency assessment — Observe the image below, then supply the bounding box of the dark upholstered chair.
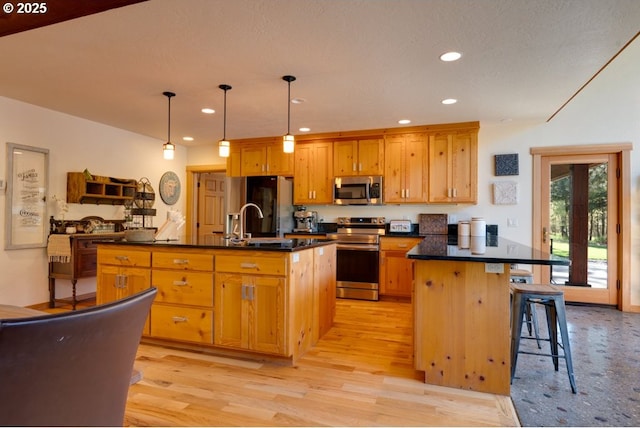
[0,288,157,426]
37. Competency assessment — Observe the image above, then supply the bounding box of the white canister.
[471,236,486,254]
[458,235,470,249]
[458,221,470,236]
[470,217,486,237]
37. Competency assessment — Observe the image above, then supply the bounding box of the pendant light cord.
[223,88,227,139]
[282,75,296,135]
[287,80,291,134]
[167,95,171,142]
[163,91,175,143]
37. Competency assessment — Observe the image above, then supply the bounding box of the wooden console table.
[48,233,124,309]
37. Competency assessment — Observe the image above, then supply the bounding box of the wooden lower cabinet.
[97,248,151,304]
[150,249,215,345]
[97,243,335,362]
[379,237,423,298]
[215,272,285,354]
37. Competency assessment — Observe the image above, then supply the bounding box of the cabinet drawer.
[152,270,214,306]
[215,254,287,276]
[152,252,214,271]
[380,237,423,251]
[98,248,151,267]
[151,304,213,344]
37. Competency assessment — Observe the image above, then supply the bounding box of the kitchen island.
[96,237,336,363]
[407,235,569,395]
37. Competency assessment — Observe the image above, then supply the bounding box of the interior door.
[538,153,618,305]
[197,172,226,244]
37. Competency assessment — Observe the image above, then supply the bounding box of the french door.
[534,151,619,305]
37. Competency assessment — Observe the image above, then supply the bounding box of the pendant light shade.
[218,84,232,158]
[282,75,296,153]
[162,91,176,160]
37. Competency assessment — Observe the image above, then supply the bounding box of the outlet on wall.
[507,218,518,227]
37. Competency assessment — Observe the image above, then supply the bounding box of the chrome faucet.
[236,203,264,240]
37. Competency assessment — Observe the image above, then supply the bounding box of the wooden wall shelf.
[67,172,137,205]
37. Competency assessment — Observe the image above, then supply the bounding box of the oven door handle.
[336,244,379,251]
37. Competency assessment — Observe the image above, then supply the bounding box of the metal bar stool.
[510,282,577,393]
[510,268,541,348]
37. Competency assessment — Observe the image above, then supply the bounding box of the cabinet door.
[333,140,357,176]
[293,143,314,204]
[251,276,286,354]
[428,133,477,203]
[97,265,150,304]
[383,135,405,203]
[266,142,294,176]
[384,134,426,203]
[293,141,333,205]
[449,132,477,203]
[311,141,334,203]
[403,134,427,203]
[428,134,451,202]
[357,138,384,175]
[241,145,267,176]
[226,144,242,178]
[214,273,246,349]
[380,251,414,297]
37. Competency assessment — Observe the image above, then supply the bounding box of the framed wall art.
[4,143,49,250]
[494,153,519,176]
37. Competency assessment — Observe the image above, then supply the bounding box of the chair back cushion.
[0,288,156,426]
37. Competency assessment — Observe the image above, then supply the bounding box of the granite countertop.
[99,235,334,252]
[406,235,569,266]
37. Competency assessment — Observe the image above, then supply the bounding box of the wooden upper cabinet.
[384,133,428,203]
[226,144,242,177]
[293,141,333,205]
[428,131,477,203]
[240,140,294,177]
[333,138,384,176]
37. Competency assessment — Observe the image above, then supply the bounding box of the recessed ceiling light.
[291,98,306,104]
[299,127,310,132]
[440,51,462,62]
[398,119,411,125]
[441,98,457,105]
[183,136,194,141]
[201,108,215,114]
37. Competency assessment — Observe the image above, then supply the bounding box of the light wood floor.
[120,299,520,426]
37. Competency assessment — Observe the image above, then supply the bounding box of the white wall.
[0,97,187,306]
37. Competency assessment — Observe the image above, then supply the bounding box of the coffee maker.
[293,207,318,233]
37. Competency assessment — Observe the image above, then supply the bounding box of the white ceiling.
[1,0,639,147]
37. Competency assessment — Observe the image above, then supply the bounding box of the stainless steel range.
[327,216,385,301]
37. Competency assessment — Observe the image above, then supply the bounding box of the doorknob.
[543,227,548,243]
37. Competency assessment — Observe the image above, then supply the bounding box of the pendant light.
[282,75,296,153]
[162,91,176,160]
[218,84,232,158]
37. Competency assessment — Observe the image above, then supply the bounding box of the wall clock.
[159,171,180,205]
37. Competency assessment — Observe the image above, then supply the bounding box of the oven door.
[335,243,379,300]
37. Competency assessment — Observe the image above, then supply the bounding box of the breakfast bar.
[407,235,569,395]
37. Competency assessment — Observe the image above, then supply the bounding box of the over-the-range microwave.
[333,176,383,205]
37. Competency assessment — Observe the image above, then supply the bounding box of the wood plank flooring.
[123,299,520,426]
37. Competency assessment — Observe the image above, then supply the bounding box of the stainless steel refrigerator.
[244,176,294,237]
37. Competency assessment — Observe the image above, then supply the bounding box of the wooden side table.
[48,233,124,309]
